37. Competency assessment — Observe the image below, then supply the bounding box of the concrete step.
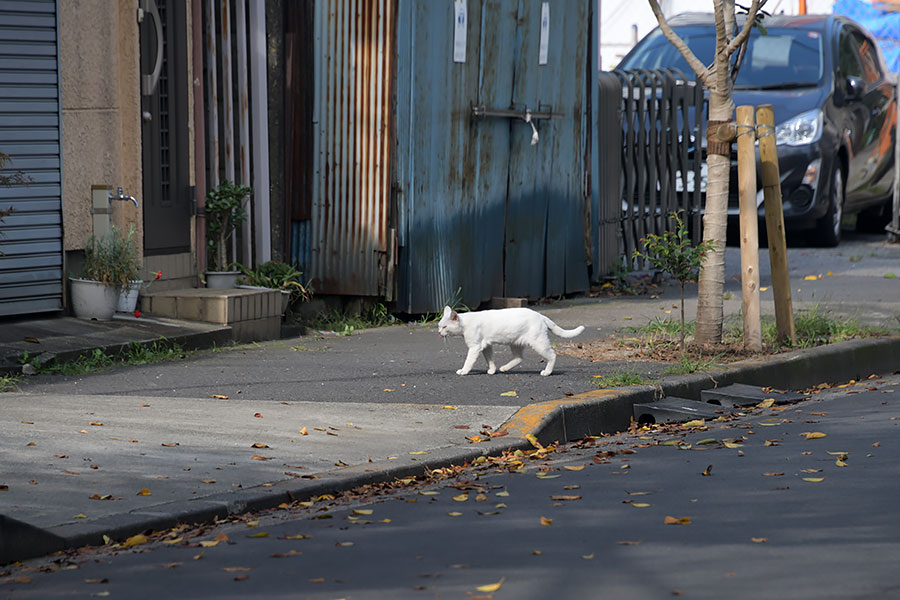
[701,383,807,408]
[139,287,283,342]
[633,397,723,425]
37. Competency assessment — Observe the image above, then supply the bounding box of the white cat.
[437,306,585,376]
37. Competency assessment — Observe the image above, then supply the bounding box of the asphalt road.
[4,372,898,599]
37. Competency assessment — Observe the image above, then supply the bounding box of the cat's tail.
[545,317,585,339]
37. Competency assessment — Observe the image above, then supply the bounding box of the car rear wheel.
[814,164,843,247]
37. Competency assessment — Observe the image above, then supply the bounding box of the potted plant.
[236,261,312,313]
[205,179,249,288]
[70,225,142,320]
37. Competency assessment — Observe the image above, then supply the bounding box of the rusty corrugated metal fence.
[309,0,394,296]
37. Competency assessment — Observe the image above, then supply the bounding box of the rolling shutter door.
[0,0,63,316]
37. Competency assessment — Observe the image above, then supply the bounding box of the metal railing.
[597,69,707,271]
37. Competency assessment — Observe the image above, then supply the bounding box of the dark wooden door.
[140,0,191,255]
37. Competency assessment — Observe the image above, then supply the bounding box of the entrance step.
[140,288,283,343]
[701,383,807,408]
[633,397,723,425]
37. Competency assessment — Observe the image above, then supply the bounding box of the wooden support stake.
[736,106,762,352]
[757,104,795,346]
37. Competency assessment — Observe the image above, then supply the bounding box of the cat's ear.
[442,306,451,318]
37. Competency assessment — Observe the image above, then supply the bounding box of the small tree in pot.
[71,225,142,320]
[205,180,249,288]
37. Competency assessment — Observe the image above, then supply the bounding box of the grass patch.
[307,302,397,336]
[591,370,651,388]
[0,372,21,392]
[662,353,721,375]
[21,340,192,376]
[631,316,694,338]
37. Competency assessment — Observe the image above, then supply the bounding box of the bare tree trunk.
[646,0,763,345]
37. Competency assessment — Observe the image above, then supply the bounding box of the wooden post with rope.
[736,105,762,352]
[757,104,796,346]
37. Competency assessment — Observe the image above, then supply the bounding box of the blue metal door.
[395,0,591,314]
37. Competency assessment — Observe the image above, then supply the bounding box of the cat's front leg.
[457,347,481,375]
[482,345,497,375]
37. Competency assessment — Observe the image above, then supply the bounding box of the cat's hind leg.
[499,344,524,373]
[482,345,497,375]
[457,347,481,375]
[529,337,557,376]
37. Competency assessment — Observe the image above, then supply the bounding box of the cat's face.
[437,306,461,337]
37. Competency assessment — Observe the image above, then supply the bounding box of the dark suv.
[618,13,896,246]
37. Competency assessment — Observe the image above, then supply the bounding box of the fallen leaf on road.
[803,432,828,440]
[752,537,768,543]
[582,553,595,559]
[701,465,713,476]
[442,405,458,410]
[162,562,181,568]
[500,391,518,397]
[254,412,263,418]
[453,493,469,502]
[803,275,819,281]
[682,419,705,428]
[476,578,505,593]
[617,540,641,545]
[564,465,585,471]
[202,479,216,484]
[409,451,428,455]
[89,422,103,427]
[803,477,825,482]
[631,503,652,508]
[210,394,228,399]
[540,516,553,526]
[161,442,179,447]
[447,512,462,517]
[762,472,784,477]
[282,534,311,540]
[664,516,691,525]
[536,472,560,479]
[73,513,87,519]
[336,541,353,547]
[247,532,269,538]
[757,398,775,409]
[271,550,302,558]
[163,537,183,545]
[299,427,307,435]
[551,495,582,501]
[84,578,109,584]
[122,534,149,548]
[251,443,270,448]
[251,455,272,461]
[136,488,151,496]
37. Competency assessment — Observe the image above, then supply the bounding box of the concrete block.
[633,397,723,425]
[489,297,527,309]
[701,383,807,407]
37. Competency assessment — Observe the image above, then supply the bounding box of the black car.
[618,13,896,246]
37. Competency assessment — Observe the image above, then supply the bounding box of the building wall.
[59,0,142,252]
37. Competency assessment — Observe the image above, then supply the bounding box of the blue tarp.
[834,0,900,71]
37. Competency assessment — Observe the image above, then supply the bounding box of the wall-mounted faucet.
[109,187,139,208]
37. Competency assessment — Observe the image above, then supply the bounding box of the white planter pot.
[205,270,240,289]
[117,280,143,313]
[70,278,119,321]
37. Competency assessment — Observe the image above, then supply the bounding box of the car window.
[852,30,883,84]
[838,27,865,80]
[618,26,824,88]
[742,30,823,87]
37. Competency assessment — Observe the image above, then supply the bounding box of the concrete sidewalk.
[2,248,900,565]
